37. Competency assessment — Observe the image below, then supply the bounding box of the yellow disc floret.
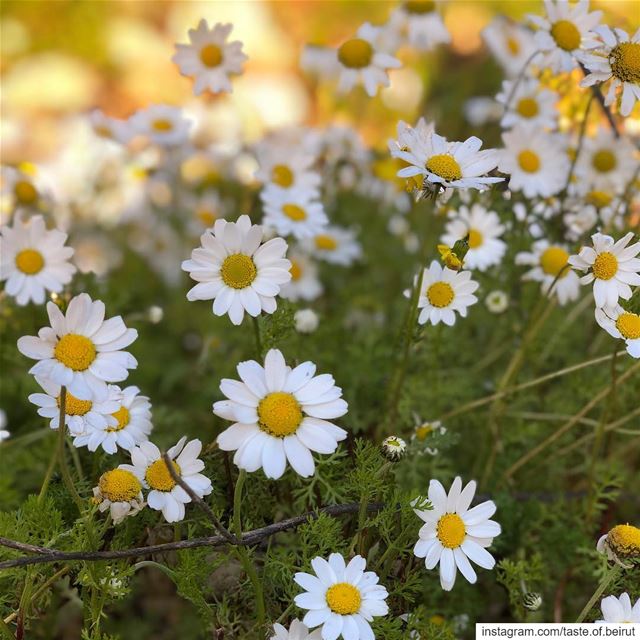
[14,180,38,205]
[258,392,303,437]
[54,334,97,371]
[426,281,454,308]
[608,524,640,558]
[610,42,640,84]
[506,37,520,56]
[290,260,302,281]
[200,43,223,68]
[282,204,307,221]
[468,229,483,249]
[516,97,539,118]
[586,191,613,208]
[615,312,640,340]
[436,513,466,549]
[540,246,569,278]
[99,469,141,502]
[550,20,581,51]
[326,583,362,615]
[414,424,433,441]
[220,254,257,289]
[404,0,436,14]
[592,252,618,280]
[107,406,130,433]
[58,393,92,416]
[152,119,174,132]
[15,249,45,275]
[145,459,181,492]
[315,234,338,251]
[271,164,294,188]
[591,149,616,173]
[518,150,540,173]
[426,154,462,182]
[338,38,373,69]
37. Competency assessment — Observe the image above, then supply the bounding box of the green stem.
[252,316,263,359]
[38,436,59,504]
[56,388,84,513]
[575,565,621,622]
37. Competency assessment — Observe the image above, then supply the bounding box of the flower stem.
[252,316,263,359]
[575,565,621,622]
[56,387,84,513]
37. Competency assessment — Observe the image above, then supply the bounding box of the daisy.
[568,232,640,309]
[182,215,291,326]
[499,126,570,198]
[270,620,322,640]
[294,309,320,334]
[440,204,506,272]
[73,385,153,454]
[382,435,407,461]
[496,78,559,130]
[333,22,401,97]
[129,104,192,147]
[172,20,248,95]
[280,252,323,302]
[595,306,640,358]
[214,349,348,480]
[410,261,479,326]
[515,240,581,306]
[385,1,451,52]
[482,17,538,77]
[597,524,640,565]
[17,293,138,401]
[413,477,501,591]
[582,26,640,117]
[485,290,509,314]
[1,165,51,213]
[596,594,640,624]
[1,213,76,306]
[89,109,130,144]
[302,226,362,267]
[294,553,389,640]
[261,186,329,241]
[187,190,227,235]
[254,141,321,195]
[123,437,212,523]
[527,0,602,73]
[92,467,145,524]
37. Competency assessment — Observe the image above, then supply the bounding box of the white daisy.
[499,126,570,198]
[294,309,320,334]
[302,226,362,267]
[482,17,538,78]
[122,437,212,523]
[129,104,192,147]
[73,385,152,454]
[596,593,640,624]
[496,78,559,130]
[409,261,479,326]
[581,26,640,117]
[92,467,145,524]
[385,1,450,52]
[515,240,581,306]
[261,186,329,241]
[89,109,130,144]
[568,232,640,309]
[333,22,401,97]
[254,142,321,195]
[17,293,138,401]
[1,213,76,306]
[186,190,227,235]
[270,620,322,640]
[527,0,602,73]
[595,305,640,359]
[172,20,248,95]
[1,165,52,214]
[485,290,509,314]
[280,251,323,302]
[440,204,506,272]
[413,477,501,591]
[182,215,291,326]
[294,553,389,640]
[214,349,348,480]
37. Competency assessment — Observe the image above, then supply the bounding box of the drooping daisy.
[597,524,640,566]
[129,104,192,147]
[515,240,581,306]
[499,126,570,198]
[485,290,509,314]
[496,78,559,130]
[254,142,321,195]
[413,477,501,591]
[595,306,640,358]
[384,1,451,52]
[172,20,248,95]
[596,593,640,624]
[17,294,138,401]
[568,232,640,309]
[482,17,538,77]
[527,0,602,73]
[92,467,145,524]
[582,26,640,117]
[1,213,76,306]
[410,261,479,326]
[181,215,291,326]
[280,252,323,302]
[270,620,322,640]
[123,437,212,523]
[294,553,389,640]
[261,186,329,241]
[214,349,348,480]
[302,226,362,267]
[89,109,130,145]
[440,204,506,272]
[332,22,401,97]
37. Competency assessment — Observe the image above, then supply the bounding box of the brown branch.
[0,538,56,556]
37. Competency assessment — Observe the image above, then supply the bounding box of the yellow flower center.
[591,149,616,173]
[608,524,640,558]
[425,154,462,182]
[94,124,113,139]
[282,204,307,221]
[200,43,223,68]
[15,249,45,275]
[196,208,216,226]
[54,334,97,371]
[315,234,338,251]
[58,393,92,416]
[99,469,141,502]
[338,38,373,69]
[107,406,130,433]
[430,615,446,625]
[271,164,294,187]
[586,190,613,208]
[468,229,483,249]
[426,281,454,308]
[415,424,433,441]
[145,459,181,492]
[436,513,466,549]
[325,583,362,615]
[517,150,540,173]
[152,119,174,132]
[506,36,520,55]
[257,392,303,437]
[14,180,38,205]
[550,20,581,51]
[290,259,302,281]
[220,254,257,289]
[615,312,640,340]
[592,252,618,281]
[540,246,569,278]
[610,42,640,84]
[403,0,435,14]
[516,97,539,118]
